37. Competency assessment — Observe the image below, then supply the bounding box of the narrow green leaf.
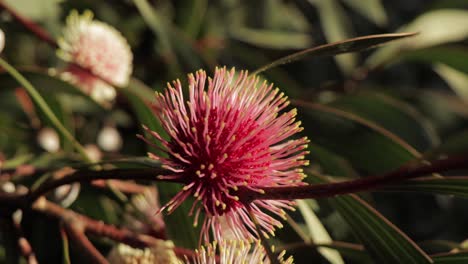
[433,63,468,102]
[342,0,388,26]
[297,200,345,264]
[133,0,182,78]
[434,251,468,264]
[429,129,468,156]
[297,101,421,173]
[329,92,439,151]
[367,10,468,68]
[307,174,433,263]
[403,47,468,74]
[384,177,468,198]
[311,0,357,74]
[0,58,92,162]
[178,0,207,38]
[230,27,313,50]
[253,32,416,75]
[308,142,358,178]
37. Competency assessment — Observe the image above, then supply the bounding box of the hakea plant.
[57,10,133,104]
[140,67,309,243]
[187,240,294,264]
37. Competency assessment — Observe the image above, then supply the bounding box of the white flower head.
[58,10,132,88]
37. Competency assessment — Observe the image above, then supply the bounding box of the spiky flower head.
[187,240,294,264]
[57,10,132,103]
[142,67,309,242]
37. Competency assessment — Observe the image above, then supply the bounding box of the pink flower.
[141,67,309,242]
[57,10,132,103]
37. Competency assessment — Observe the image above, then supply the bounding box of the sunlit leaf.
[433,63,468,102]
[367,9,468,68]
[297,200,345,264]
[311,0,357,74]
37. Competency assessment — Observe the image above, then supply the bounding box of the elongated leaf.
[311,0,357,74]
[297,200,345,264]
[433,63,468,102]
[0,70,104,111]
[384,177,468,198]
[231,27,313,50]
[308,142,358,178]
[434,251,468,264]
[253,32,416,74]
[403,47,468,74]
[430,129,468,156]
[133,0,182,78]
[297,101,421,173]
[342,0,387,26]
[0,59,92,162]
[329,92,439,152]
[121,86,199,249]
[367,10,468,67]
[307,174,432,263]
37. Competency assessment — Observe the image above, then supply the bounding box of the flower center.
[171,107,272,216]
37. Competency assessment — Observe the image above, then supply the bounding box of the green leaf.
[132,0,182,78]
[367,9,468,68]
[403,46,468,74]
[430,129,468,156]
[297,102,421,173]
[230,27,313,50]
[308,142,358,178]
[384,177,468,198]
[121,84,199,249]
[311,0,357,74]
[297,200,345,264]
[0,69,104,111]
[253,32,416,75]
[329,92,439,152]
[342,0,388,26]
[0,59,92,162]
[433,63,468,102]
[306,174,432,263]
[178,0,207,38]
[433,251,468,264]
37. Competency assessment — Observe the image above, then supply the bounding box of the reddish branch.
[64,223,109,264]
[242,156,468,202]
[0,2,58,48]
[32,198,198,259]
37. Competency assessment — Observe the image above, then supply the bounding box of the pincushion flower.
[57,10,132,103]
[141,67,309,242]
[187,240,294,264]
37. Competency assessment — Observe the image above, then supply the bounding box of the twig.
[241,155,468,202]
[32,198,197,259]
[14,223,38,264]
[64,222,109,264]
[26,168,173,204]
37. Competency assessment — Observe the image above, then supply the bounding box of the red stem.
[241,156,468,202]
